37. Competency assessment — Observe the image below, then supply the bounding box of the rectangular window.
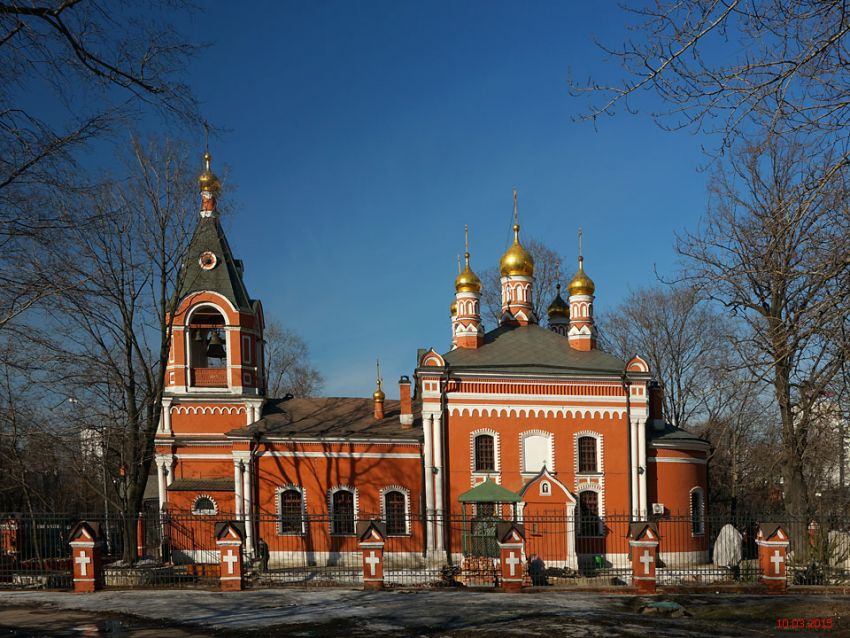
[691,490,705,535]
[578,436,598,473]
[384,491,407,535]
[279,489,303,534]
[579,491,602,537]
[474,435,495,472]
[332,490,355,535]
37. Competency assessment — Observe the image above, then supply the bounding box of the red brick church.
[152,152,709,570]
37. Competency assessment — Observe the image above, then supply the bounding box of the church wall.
[443,406,632,558]
[169,406,249,434]
[647,449,709,556]
[444,409,631,511]
[252,440,425,556]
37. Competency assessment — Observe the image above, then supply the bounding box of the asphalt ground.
[0,589,848,637]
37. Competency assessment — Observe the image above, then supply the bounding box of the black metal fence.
[2,510,850,590]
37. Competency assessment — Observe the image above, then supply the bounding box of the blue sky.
[175,2,713,397]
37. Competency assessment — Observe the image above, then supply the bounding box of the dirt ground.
[0,589,849,637]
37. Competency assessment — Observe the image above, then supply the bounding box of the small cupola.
[373,359,385,420]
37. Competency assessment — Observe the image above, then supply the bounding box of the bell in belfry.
[206,330,226,359]
[193,329,206,342]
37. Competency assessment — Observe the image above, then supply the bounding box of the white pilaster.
[157,461,167,510]
[160,398,173,435]
[243,459,254,554]
[433,412,445,552]
[630,417,639,520]
[423,412,435,551]
[566,504,578,569]
[233,460,244,517]
[638,418,648,520]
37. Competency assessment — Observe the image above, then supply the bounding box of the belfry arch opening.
[188,305,228,387]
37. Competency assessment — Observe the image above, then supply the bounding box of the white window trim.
[379,485,411,536]
[191,493,219,516]
[276,485,306,535]
[328,485,358,536]
[690,486,705,536]
[574,430,604,476]
[519,429,555,475]
[539,480,551,497]
[470,428,500,476]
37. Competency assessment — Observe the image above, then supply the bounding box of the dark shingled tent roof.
[440,324,629,376]
[177,215,253,311]
[167,478,234,492]
[228,397,422,440]
[648,423,710,448]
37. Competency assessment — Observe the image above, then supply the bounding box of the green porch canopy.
[458,479,521,503]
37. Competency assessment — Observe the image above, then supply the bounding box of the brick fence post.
[215,521,245,591]
[629,522,660,594]
[757,523,790,593]
[357,520,387,590]
[496,522,526,592]
[68,522,104,593]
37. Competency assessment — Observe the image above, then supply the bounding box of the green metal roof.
[177,215,253,311]
[458,479,521,503]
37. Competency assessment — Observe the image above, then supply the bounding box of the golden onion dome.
[547,284,569,318]
[198,151,221,193]
[450,300,457,316]
[499,224,535,277]
[455,254,482,293]
[372,386,385,402]
[568,259,595,296]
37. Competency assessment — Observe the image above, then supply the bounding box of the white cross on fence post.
[365,551,380,576]
[639,550,654,575]
[223,549,239,575]
[771,550,785,575]
[505,551,521,577]
[75,552,90,576]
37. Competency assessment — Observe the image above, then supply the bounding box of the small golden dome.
[373,358,385,402]
[568,259,595,296]
[499,224,535,277]
[450,300,457,316]
[198,151,221,193]
[455,254,482,293]
[547,284,569,318]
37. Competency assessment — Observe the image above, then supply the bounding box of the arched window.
[384,490,407,535]
[188,306,228,369]
[331,489,355,535]
[474,434,495,472]
[578,491,601,537]
[691,488,705,535]
[279,488,304,534]
[192,495,217,516]
[578,436,598,473]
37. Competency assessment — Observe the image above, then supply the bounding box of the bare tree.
[0,1,201,330]
[37,136,197,560]
[600,285,729,427]
[678,132,850,519]
[264,319,323,398]
[480,239,564,326]
[575,0,850,161]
